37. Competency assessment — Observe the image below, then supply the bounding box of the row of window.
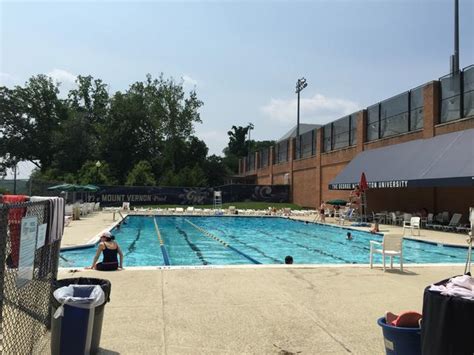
[440,65,474,123]
[323,114,357,152]
[245,66,474,167]
[295,130,317,159]
[366,86,424,142]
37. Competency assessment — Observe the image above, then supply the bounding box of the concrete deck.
[59,265,462,354]
[60,211,120,248]
[57,211,470,354]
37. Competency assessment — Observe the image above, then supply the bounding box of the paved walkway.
[60,211,121,248]
[58,265,462,354]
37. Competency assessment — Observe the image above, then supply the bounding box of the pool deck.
[57,211,471,354]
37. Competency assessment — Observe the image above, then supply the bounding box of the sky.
[1,0,473,179]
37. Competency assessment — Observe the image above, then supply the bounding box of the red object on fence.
[1,195,29,267]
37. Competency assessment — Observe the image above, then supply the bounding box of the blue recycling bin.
[51,278,111,355]
[377,317,421,355]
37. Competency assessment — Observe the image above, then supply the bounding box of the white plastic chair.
[370,235,404,272]
[339,208,353,225]
[403,217,421,236]
[64,215,72,227]
[186,206,194,215]
[122,202,130,211]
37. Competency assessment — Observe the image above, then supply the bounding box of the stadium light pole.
[451,0,460,73]
[295,78,308,138]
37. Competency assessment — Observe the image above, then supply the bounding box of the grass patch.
[135,202,303,210]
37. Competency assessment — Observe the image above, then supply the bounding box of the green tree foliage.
[0,72,232,187]
[222,125,250,174]
[126,161,156,186]
[0,75,68,171]
[77,160,115,185]
[160,164,207,187]
[224,125,251,157]
[204,155,230,186]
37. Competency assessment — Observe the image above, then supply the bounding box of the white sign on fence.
[17,217,38,289]
[36,223,47,250]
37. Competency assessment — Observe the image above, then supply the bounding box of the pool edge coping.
[59,262,467,272]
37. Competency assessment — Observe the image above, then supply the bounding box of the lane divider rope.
[184,219,260,264]
[154,218,171,266]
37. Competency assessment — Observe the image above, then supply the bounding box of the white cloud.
[47,68,77,85]
[182,74,198,87]
[195,129,228,156]
[260,93,360,124]
[47,69,78,97]
[0,72,16,86]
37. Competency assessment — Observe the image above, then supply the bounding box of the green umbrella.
[47,183,81,191]
[326,199,348,206]
[81,184,100,191]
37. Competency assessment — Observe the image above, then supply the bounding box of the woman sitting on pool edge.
[88,232,124,271]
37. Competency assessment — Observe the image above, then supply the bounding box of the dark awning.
[329,128,474,189]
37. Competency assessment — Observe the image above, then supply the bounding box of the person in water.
[88,232,124,271]
[285,255,294,264]
[346,232,353,240]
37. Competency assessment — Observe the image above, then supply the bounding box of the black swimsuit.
[96,242,119,271]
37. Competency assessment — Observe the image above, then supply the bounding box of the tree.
[224,125,251,157]
[76,160,115,185]
[1,72,211,186]
[0,75,68,172]
[99,74,203,183]
[68,75,109,127]
[203,155,230,186]
[126,161,156,186]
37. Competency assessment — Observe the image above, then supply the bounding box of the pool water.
[60,216,467,267]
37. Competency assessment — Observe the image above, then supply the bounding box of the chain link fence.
[0,201,61,353]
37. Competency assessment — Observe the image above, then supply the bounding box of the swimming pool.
[60,216,467,267]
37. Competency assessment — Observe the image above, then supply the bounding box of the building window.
[246,154,255,172]
[297,129,315,159]
[349,114,357,146]
[323,124,332,152]
[332,115,350,149]
[367,104,380,141]
[275,140,288,163]
[440,73,462,123]
[463,65,474,118]
[410,86,424,131]
[259,148,269,168]
[379,92,409,138]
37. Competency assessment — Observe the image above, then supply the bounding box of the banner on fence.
[94,184,290,206]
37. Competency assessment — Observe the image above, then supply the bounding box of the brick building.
[238,66,474,219]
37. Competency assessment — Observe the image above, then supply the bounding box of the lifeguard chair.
[213,191,222,210]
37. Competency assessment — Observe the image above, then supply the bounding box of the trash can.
[51,278,111,355]
[377,317,421,355]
